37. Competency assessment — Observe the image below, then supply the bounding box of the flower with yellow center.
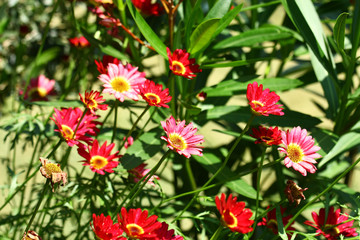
[166,47,202,79]
[39,157,67,192]
[169,133,187,151]
[99,63,146,102]
[61,125,74,141]
[126,223,145,237]
[90,156,108,170]
[171,61,186,75]
[79,90,108,114]
[278,126,321,176]
[22,75,55,101]
[139,80,172,108]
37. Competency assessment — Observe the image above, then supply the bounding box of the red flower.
[123,136,134,149]
[91,213,125,240]
[77,140,121,175]
[196,91,207,102]
[118,208,162,239]
[128,163,159,187]
[79,90,108,114]
[215,193,254,234]
[155,222,183,240]
[304,206,358,240]
[95,55,121,74]
[246,82,284,116]
[131,0,164,16]
[50,108,100,147]
[139,80,172,108]
[258,206,295,238]
[68,36,90,48]
[21,75,56,101]
[250,126,282,146]
[167,47,202,79]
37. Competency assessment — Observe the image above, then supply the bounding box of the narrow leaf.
[202,57,270,69]
[334,12,348,50]
[276,206,288,240]
[189,18,220,54]
[203,0,231,21]
[214,4,243,37]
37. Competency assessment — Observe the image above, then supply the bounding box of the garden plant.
[1,0,360,239]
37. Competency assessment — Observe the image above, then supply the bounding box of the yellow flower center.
[126,223,144,237]
[90,156,108,170]
[111,76,130,93]
[61,125,74,140]
[287,143,304,163]
[87,99,98,109]
[172,61,186,75]
[169,133,187,151]
[144,93,161,104]
[28,87,48,98]
[324,224,340,236]
[250,100,265,115]
[222,210,238,229]
[44,163,62,176]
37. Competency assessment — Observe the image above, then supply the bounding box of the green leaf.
[34,47,60,66]
[126,0,167,58]
[30,100,83,108]
[213,27,292,49]
[319,121,360,168]
[184,0,203,48]
[202,57,270,69]
[203,0,231,21]
[202,78,303,97]
[213,4,243,37]
[99,44,130,62]
[121,130,163,170]
[334,12,348,50]
[179,100,202,115]
[193,153,258,199]
[189,18,220,54]
[276,206,288,240]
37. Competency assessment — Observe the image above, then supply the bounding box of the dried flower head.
[22,230,42,240]
[285,180,308,206]
[39,157,67,192]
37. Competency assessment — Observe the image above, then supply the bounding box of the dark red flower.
[91,213,125,240]
[250,126,282,146]
[118,208,162,239]
[196,91,207,102]
[139,80,172,108]
[131,0,164,16]
[77,140,121,175]
[155,222,184,240]
[246,82,284,116]
[215,193,254,234]
[68,36,90,48]
[95,55,121,74]
[258,206,295,238]
[167,47,202,79]
[79,90,108,114]
[304,206,358,240]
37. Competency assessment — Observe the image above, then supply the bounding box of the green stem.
[119,105,150,151]
[284,157,360,230]
[114,150,172,214]
[24,179,49,233]
[99,104,114,134]
[73,108,88,139]
[185,158,197,190]
[112,100,119,143]
[168,72,177,118]
[135,107,157,140]
[173,115,255,222]
[209,225,224,240]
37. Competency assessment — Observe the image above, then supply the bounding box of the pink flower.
[123,136,134,149]
[95,55,121,74]
[161,116,204,158]
[50,108,100,147]
[77,140,121,175]
[304,206,358,239]
[128,163,159,187]
[246,82,284,116]
[98,63,146,102]
[21,75,56,101]
[278,126,322,176]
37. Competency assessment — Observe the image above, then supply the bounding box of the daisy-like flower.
[98,63,146,102]
[95,55,121,74]
[155,222,184,240]
[139,80,172,108]
[304,206,358,240]
[21,75,55,101]
[91,213,125,240]
[79,90,108,114]
[167,47,202,79]
[161,116,204,158]
[246,82,284,116]
[132,0,164,16]
[50,107,100,147]
[250,126,282,146]
[118,207,162,239]
[77,140,121,175]
[284,180,308,206]
[22,230,42,240]
[39,157,67,192]
[258,206,295,238]
[278,126,322,176]
[68,36,90,48]
[128,163,160,187]
[215,193,254,234]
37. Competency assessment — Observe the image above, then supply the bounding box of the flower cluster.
[92,208,183,240]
